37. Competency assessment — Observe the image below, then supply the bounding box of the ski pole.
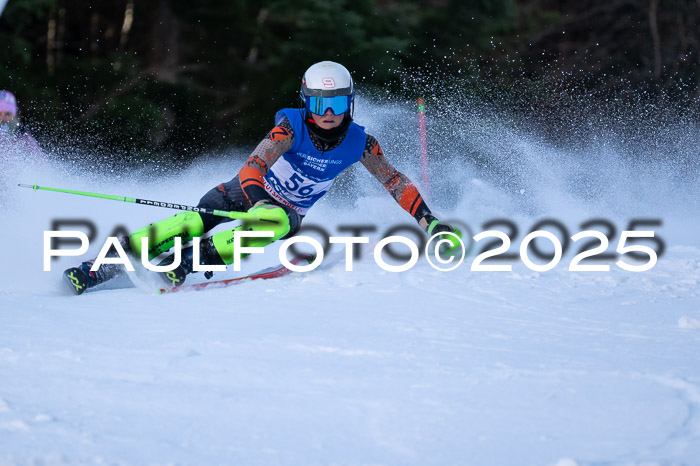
[18,183,268,222]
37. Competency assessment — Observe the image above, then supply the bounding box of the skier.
[64,61,460,294]
[1,90,44,208]
[0,90,42,155]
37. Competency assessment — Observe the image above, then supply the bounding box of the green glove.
[428,219,463,254]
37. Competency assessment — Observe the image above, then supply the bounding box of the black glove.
[428,221,454,236]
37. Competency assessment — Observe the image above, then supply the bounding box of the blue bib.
[263,108,366,214]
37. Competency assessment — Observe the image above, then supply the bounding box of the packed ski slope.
[1,97,700,465]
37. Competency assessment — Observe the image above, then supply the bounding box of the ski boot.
[158,237,224,287]
[63,237,133,295]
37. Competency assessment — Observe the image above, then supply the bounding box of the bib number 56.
[285,173,314,196]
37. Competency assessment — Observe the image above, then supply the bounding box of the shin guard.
[128,211,205,260]
[210,206,290,265]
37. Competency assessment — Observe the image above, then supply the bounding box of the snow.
[1,100,700,465]
[679,316,700,329]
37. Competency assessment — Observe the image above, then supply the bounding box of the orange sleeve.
[238,119,294,205]
[397,184,425,217]
[360,134,432,222]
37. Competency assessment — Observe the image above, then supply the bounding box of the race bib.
[264,157,334,213]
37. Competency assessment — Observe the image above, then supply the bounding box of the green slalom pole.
[18,183,268,222]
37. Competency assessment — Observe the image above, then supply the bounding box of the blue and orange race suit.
[238,108,434,228]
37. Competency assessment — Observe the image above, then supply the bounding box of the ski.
[157,254,316,294]
[63,267,89,295]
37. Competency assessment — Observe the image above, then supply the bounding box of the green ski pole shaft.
[18,183,256,221]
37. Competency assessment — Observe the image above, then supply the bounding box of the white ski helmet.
[300,61,354,116]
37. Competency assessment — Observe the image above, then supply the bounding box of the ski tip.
[63,267,88,295]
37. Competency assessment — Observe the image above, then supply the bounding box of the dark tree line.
[0,0,697,164]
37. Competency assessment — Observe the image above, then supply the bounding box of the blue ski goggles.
[305,94,352,116]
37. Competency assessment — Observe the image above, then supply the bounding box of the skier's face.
[311,108,344,130]
[0,111,15,123]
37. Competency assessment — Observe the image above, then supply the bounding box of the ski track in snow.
[1,109,700,465]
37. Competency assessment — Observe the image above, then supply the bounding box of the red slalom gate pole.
[417,97,430,201]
